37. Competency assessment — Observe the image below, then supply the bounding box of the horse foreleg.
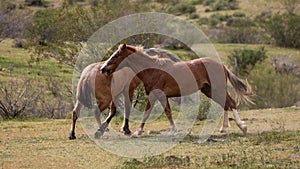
[131,98,154,138]
[94,102,116,139]
[220,111,231,133]
[69,101,82,140]
[159,98,177,134]
[232,109,247,134]
[121,94,132,135]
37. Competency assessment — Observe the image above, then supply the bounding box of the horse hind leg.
[69,101,83,140]
[201,85,247,134]
[219,110,231,133]
[94,105,102,127]
[158,96,177,134]
[131,92,157,138]
[225,93,247,134]
[232,109,247,134]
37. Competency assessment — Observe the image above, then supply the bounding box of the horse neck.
[125,52,159,81]
[126,52,155,70]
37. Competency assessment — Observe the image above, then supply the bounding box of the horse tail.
[76,74,94,109]
[226,67,254,105]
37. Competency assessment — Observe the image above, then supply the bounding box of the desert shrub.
[212,0,227,11]
[24,1,147,66]
[33,74,73,119]
[0,9,32,39]
[226,15,252,26]
[198,17,209,25]
[24,7,98,66]
[219,26,264,44]
[0,69,72,119]
[280,0,299,15]
[265,13,300,48]
[219,16,265,44]
[0,79,41,119]
[254,11,272,23]
[206,13,232,27]
[168,2,196,15]
[204,7,211,12]
[208,16,221,27]
[232,11,246,18]
[201,13,266,44]
[191,0,204,5]
[203,0,216,6]
[24,0,44,6]
[204,0,238,11]
[227,47,267,77]
[248,61,300,108]
[189,12,199,19]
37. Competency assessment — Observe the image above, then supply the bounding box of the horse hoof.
[94,131,104,139]
[94,122,109,139]
[69,135,76,140]
[123,129,131,135]
[219,129,227,133]
[220,130,226,133]
[242,126,247,135]
[69,132,76,140]
[131,130,142,138]
[130,133,139,138]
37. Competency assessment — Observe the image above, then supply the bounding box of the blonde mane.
[122,44,174,66]
[152,55,173,66]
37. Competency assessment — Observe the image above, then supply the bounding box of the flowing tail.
[76,75,93,109]
[226,67,254,105]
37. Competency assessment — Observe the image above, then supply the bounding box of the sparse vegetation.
[265,13,300,48]
[227,47,267,76]
[0,108,299,168]
[248,60,300,108]
[0,1,300,168]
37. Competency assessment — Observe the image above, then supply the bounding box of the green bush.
[227,47,267,77]
[227,16,254,27]
[212,0,226,11]
[204,7,211,12]
[189,12,199,19]
[168,2,196,15]
[206,13,231,27]
[232,11,246,18]
[24,7,96,65]
[248,61,300,108]
[24,1,146,66]
[218,16,265,44]
[265,13,300,48]
[191,0,204,5]
[203,0,216,6]
[204,0,238,11]
[198,17,209,25]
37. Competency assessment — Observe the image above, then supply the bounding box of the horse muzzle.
[100,67,111,76]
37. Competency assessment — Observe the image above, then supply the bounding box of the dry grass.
[0,107,299,168]
[195,0,300,18]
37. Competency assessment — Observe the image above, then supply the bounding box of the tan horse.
[101,44,253,137]
[69,48,179,139]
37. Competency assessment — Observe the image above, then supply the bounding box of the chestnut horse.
[69,48,179,139]
[101,44,253,137]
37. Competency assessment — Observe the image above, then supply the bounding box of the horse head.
[100,44,137,75]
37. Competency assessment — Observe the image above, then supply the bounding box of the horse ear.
[121,43,126,50]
